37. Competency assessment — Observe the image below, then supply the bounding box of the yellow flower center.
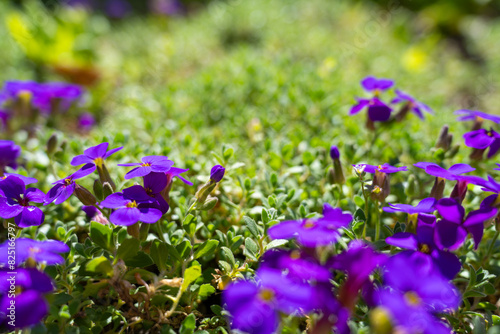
[418,243,431,254]
[259,288,275,302]
[303,219,316,229]
[404,291,421,306]
[126,201,138,208]
[290,250,301,260]
[94,157,104,168]
[141,162,152,167]
[64,178,73,186]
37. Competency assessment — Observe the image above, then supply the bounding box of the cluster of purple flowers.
[349,76,433,129]
[457,110,500,160]
[0,80,93,133]
[0,238,69,330]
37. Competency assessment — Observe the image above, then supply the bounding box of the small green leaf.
[182,265,202,292]
[86,256,113,276]
[150,240,169,271]
[124,251,154,268]
[243,216,260,238]
[180,313,196,334]
[90,222,114,251]
[198,284,215,298]
[116,238,140,262]
[353,195,365,208]
[193,240,219,259]
[265,239,288,251]
[220,247,235,267]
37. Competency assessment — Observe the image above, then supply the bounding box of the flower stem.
[485,228,500,262]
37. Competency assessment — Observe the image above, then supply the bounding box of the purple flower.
[82,205,109,225]
[105,0,132,18]
[166,167,193,186]
[260,249,331,282]
[463,128,500,159]
[391,90,433,119]
[376,253,459,334]
[118,156,174,180]
[0,176,45,228]
[0,268,53,330]
[151,0,184,15]
[386,214,461,279]
[143,172,170,214]
[223,268,317,334]
[383,198,436,215]
[455,109,500,123]
[71,142,123,171]
[330,146,340,160]
[0,173,37,185]
[210,165,225,183]
[44,163,95,205]
[268,203,352,247]
[354,163,407,174]
[331,241,386,310]
[78,112,96,131]
[414,162,475,180]
[0,238,69,266]
[349,97,392,122]
[0,81,84,115]
[361,76,394,93]
[435,198,497,250]
[0,110,9,130]
[0,140,21,172]
[100,185,162,226]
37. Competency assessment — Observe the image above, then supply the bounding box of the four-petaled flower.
[386,214,461,279]
[118,155,174,179]
[0,140,21,172]
[0,238,69,266]
[71,142,123,171]
[455,110,500,123]
[354,163,407,174]
[268,203,352,247]
[391,90,433,119]
[44,163,96,205]
[100,185,162,225]
[0,176,45,228]
[361,76,394,94]
[223,268,317,334]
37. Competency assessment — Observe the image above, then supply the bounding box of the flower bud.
[46,134,58,156]
[74,184,97,206]
[97,163,116,190]
[103,182,114,198]
[210,165,225,183]
[435,125,453,151]
[430,177,445,200]
[450,180,468,204]
[127,222,140,239]
[139,223,150,241]
[199,197,218,211]
[330,146,340,160]
[93,179,104,200]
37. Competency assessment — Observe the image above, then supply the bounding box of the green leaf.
[183,214,195,226]
[220,246,235,267]
[124,251,154,268]
[353,195,365,208]
[180,313,196,334]
[115,238,140,262]
[150,240,169,271]
[218,260,232,273]
[262,209,269,225]
[193,240,219,259]
[182,265,202,292]
[265,239,288,251]
[244,238,259,261]
[243,216,260,238]
[177,240,192,260]
[86,256,113,276]
[165,242,181,263]
[90,222,114,251]
[198,284,215,298]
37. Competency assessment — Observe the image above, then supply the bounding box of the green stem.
[375,202,381,241]
[361,178,369,239]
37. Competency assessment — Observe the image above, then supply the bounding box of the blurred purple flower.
[78,112,96,131]
[0,176,45,228]
[463,128,500,159]
[349,97,392,122]
[386,214,460,279]
[391,90,433,119]
[268,203,352,247]
[0,268,54,330]
[361,76,394,93]
[383,198,436,214]
[223,268,317,334]
[0,140,21,172]
[455,110,500,123]
[0,238,69,266]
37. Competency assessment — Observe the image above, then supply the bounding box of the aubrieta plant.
[2,73,500,334]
